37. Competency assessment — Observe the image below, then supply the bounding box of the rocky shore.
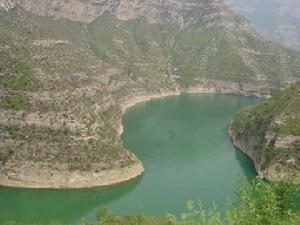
[229,83,300,182]
[229,124,265,178]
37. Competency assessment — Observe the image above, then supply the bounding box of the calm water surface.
[0,94,261,224]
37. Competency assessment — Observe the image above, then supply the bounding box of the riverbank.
[0,80,271,189]
[0,94,264,223]
[113,81,273,188]
[0,150,144,189]
[228,82,300,182]
[228,118,290,181]
[117,80,270,136]
[228,123,263,178]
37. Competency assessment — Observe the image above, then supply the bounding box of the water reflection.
[0,177,141,224]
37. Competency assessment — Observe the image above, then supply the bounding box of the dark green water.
[0,94,260,224]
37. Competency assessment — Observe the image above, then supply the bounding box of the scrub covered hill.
[230,82,300,181]
[1,0,300,187]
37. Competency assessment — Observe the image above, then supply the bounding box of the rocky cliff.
[0,0,254,26]
[230,82,300,181]
[1,0,300,188]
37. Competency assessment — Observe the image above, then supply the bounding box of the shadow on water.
[0,176,142,224]
[233,146,257,180]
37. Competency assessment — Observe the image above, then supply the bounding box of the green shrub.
[276,116,300,136]
[82,177,300,225]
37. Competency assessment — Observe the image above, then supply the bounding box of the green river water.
[0,94,261,224]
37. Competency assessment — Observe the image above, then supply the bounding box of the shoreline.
[1,82,270,189]
[228,123,263,178]
[0,156,144,189]
[117,84,269,136]
[120,88,269,114]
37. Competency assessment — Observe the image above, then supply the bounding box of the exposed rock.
[12,0,119,22]
[230,82,300,182]
[0,0,16,11]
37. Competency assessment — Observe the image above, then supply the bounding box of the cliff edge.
[230,82,300,181]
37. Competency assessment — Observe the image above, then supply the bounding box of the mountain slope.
[0,0,300,187]
[225,0,300,49]
[230,82,300,181]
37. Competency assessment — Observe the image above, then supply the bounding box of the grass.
[0,35,9,44]
[4,124,72,140]
[0,95,30,110]
[0,59,39,91]
[276,116,300,136]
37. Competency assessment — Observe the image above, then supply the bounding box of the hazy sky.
[225,0,300,49]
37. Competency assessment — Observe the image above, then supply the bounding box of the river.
[0,94,261,224]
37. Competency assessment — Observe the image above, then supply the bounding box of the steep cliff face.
[230,82,300,181]
[0,0,253,27]
[15,0,119,22]
[0,0,216,24]
[0,0,300,188]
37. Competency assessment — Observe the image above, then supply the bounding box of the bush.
[82,177,300,225]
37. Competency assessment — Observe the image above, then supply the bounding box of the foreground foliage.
[3,177,300,225]
[81,177,300,225]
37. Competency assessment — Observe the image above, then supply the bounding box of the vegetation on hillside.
[231,82,300,179]
[233,82,300,137]
[1,0,300,184]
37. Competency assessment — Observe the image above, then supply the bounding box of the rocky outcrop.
[230,125,300,182]
[0,0,189,23]
[0,0,116,22]
[230,82,300,182]
[0,0,253,29]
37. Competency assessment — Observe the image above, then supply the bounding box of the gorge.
[0,93,259,224]
[1,0,300,189]
[0,0,300,223]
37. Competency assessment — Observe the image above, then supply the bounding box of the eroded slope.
[230,82,300,181]
[0,0,300,187]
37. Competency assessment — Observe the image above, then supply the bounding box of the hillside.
[1,0,300,188]
[225,0,300,49]
[230,82,300,181]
